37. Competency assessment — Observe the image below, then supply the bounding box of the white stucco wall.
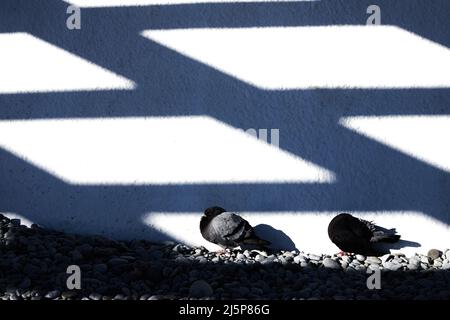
[1,0,449,255]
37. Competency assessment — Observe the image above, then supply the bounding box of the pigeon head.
[204,206,226,218]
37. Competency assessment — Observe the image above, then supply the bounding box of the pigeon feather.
[200,207,270,249]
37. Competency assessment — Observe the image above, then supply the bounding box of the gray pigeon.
[200,206,270,249]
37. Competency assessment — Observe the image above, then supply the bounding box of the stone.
[93,263,108,273]
[77,243,93,255]
[255,255,265,262]
[175,256,189,264]
[10,294,20,301]
[238,287,250,296]
[120,255,136,261]
[433,260,442,267]
[341,256,352,263]
[383,262,402,271]
[70,250,83,261]
[409,256,420,265]
[392,257,402,264]
[445,250,450,261]
[368,264,380,271]
[407,263,419,270]
[354,265,367,272]
[308,254,321,261]
[172,244,183,253]
[61,291,78,299]
[427,249,442,260]
[189,280,213,298]
[366,256,382,264]
[10,219,21,226]
[236,253,245,260]
[380,254,392,263]
[420,256,430,264]
[45,290,60,299]
[108,258,128,266]
[251,287,264,296]
[149,250,163,259]
[323,258,341,269]
[260,258,273,265]
[89,293,102,300]
[293,255,303,264]
[355,255,366,262]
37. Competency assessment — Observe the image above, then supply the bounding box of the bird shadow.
[253,224,298,252]
[373,239,421,254]
[370,224,421,254]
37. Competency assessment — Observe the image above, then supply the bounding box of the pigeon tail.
[371,231,401,243]
[358,218,401,243]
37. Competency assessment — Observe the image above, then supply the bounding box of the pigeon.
[328,213,401,256]
[200,206,271,250]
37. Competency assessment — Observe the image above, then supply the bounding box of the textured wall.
[0,0,449,255]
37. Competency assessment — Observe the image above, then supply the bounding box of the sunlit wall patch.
[340,115,450,173]
[0,116,335,185]
[0,33,135,94]
[142,25,450,90]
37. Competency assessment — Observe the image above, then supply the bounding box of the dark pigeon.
[328,213,401,256]
[200,206,271,249]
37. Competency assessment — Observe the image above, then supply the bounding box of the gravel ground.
[1,214,450,300]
